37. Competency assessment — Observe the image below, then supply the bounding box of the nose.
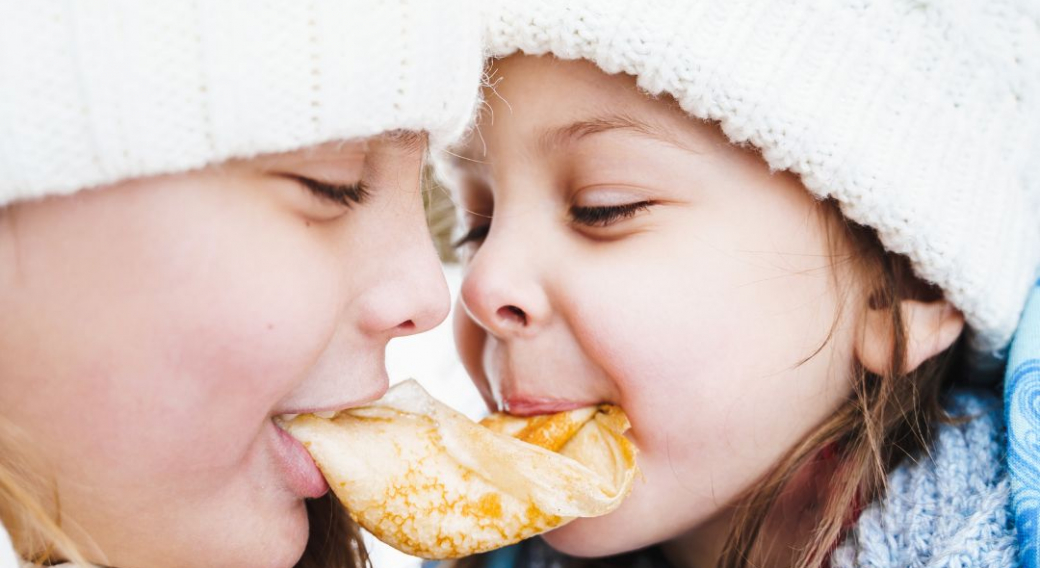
[459,230,551,339]
[364,241,450,339]
[354,207,451,340]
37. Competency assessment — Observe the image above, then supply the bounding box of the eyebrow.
[383,130,428,153]
[538,114,696,154]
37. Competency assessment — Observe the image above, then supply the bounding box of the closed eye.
[570,201,654,227]
[277,173,370,207]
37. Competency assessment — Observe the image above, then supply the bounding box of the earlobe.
[856,300,965,375]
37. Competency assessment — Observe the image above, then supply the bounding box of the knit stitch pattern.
[831,391,1016,568]
[484,0,1040,353]
[0,0,483,206]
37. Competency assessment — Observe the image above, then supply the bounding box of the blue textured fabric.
[484,543,520,568]
[832,390,1015,568]
[1006,280,1040,568]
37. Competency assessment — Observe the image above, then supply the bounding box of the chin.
[229,499,311,568]
[540,517,637,559]
[273,503,313,568]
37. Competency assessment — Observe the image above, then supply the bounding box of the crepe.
[279,379,638,559]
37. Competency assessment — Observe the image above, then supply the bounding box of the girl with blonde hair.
[0,2,482,567]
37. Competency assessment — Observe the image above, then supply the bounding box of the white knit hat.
[0,1,483,207]
[484,0,1040,355]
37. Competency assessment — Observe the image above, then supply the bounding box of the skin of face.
[452,55,863,566]
[0,134,450,568]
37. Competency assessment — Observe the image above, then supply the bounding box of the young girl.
[447,2,1039,567]
[0,3,481,568]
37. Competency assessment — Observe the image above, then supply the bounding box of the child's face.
[454,56,861,559]
[0,135,449,568]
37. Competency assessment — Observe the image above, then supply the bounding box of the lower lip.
[271,420,329,499]
[502,397,597,416]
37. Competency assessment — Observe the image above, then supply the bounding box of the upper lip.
[273,399,381,421]
[273,402,364,421]
[273,375,390,420]
[278,404,350,415]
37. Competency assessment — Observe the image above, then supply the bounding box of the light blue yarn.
[831,391,1017,568]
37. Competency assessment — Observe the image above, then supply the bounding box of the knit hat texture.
[484,0,1040,354]
[0,0,483,207]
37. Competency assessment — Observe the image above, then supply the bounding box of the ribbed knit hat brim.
[485,0,1040,353]
[0,0,484,206]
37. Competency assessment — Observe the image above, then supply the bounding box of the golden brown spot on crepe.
[347,415,396,423]
[515,413,583,451]
[368,447,554,557]
[482,407,598,451]
[363,426,518,558]
[515,502,562,539]
[475,493,502,519]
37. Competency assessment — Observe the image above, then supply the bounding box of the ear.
[856,300,965,375]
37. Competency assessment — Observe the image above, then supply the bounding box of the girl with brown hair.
[443,1,1039,566]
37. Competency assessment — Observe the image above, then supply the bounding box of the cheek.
[564,236,852,513]
[2,180,343,480]
[568,261,736,454]
[137,243,339,465]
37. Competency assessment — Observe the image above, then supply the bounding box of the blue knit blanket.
[1006,279,1040,568]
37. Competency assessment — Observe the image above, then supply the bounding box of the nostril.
[496,305,527,326]
[396,320,416,332]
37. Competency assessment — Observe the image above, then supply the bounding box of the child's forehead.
[471,55,727,163]
[454,109,721,176]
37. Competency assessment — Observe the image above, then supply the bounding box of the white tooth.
[281,413,299,422]
[314,411,337,419]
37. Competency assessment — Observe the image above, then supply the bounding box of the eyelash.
[453,224,489,249]
[452,201,655,249]
[569,201,654,227]
[281,173,370,207]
